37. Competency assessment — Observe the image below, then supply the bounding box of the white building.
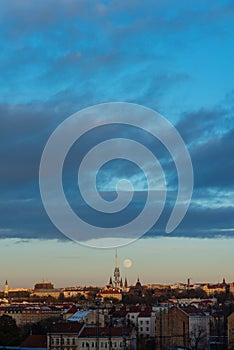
[137,309,156,338]
[47,323,136,350]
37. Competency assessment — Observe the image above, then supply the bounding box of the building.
[155,305,210,350]
[126,306,140,327]
[47,321,84,349]
[97,288,122,302]
[20,334,47,349]
[1,305,61,326]
[229,283,234,295]
[47,322,136,350]
[228,312,234,349]
[202,279,227,296]
[67,308,105,327]
[137,307,156,338]
[78,326,136,350]
[32,281,61,299]
[62,304,80,321]
[128,277,143,297]
[62,287,89,299]
[113,250,121,288]
[97,251,127,302]
[4,280,9,297]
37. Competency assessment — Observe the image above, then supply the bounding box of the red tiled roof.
[50,322,84,333]
[180,306,205,315]
[127,306,141,313]
[80,326,132,337]
[112,309,128,317]
[138,310,151,317]
[65,304,79,314]
[20,335,47,348]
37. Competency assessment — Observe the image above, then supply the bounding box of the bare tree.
[190,326,208,350]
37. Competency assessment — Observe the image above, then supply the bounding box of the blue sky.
[0,0,234,288]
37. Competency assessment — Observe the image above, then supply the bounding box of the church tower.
[113,250,121,288]
[4,280,9,297]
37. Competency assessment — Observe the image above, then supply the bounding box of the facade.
[97,288,122,302]
[155,305,210,350]
[137,308,156,338]
[32,281,62,299]
[228,312,234,349]
[47,323,136,350]
[126,306,140,327]
[202,279,227,296]
[47,322,84,349]
[78,326,136,350]
[1,305,61,326]
[230,283,234,295]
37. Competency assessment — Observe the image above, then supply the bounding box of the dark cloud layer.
[0,0,234,242]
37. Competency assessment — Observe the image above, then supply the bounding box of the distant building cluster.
[1,253,234,349]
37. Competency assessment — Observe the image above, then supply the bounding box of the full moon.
[124,259,132,268]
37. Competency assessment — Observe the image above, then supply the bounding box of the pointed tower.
[113,249,121,288]
[124,277,128,288]
[4,280,9,297]
[109,276,113,287]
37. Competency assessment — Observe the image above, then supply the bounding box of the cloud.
[191,127,234,189]
[0,0,234,243]
[176,107,229,145]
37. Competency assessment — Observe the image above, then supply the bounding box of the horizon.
[1,237,234,289]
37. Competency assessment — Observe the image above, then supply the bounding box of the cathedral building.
[98,251,128,301]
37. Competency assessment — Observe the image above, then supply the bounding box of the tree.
[190,327,208,350]
[0,314,21,345]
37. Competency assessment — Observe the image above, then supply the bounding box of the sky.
[0,0,234,288]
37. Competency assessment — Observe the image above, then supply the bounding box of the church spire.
[113,249,120,288]
[109,276,113,286]
[4,280,9,297]
[115,249,118,268]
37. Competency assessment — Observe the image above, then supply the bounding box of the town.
[0,253,234,350]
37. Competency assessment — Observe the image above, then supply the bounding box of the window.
[140,327,143,331]
[72,338,76,345]
[146,320,149,324]
[82,341,85,347]
[232,328,234,333]
[146,327,149,331]
[140,320,143,325]
[56,338,60,345]
[66,338,70,345]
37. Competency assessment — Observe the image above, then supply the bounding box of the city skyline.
[0,1,234,286]
[1,238,234,289]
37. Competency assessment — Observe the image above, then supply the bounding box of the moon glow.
[124,259,132,268]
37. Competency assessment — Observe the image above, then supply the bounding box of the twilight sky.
[0,0,234,288]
